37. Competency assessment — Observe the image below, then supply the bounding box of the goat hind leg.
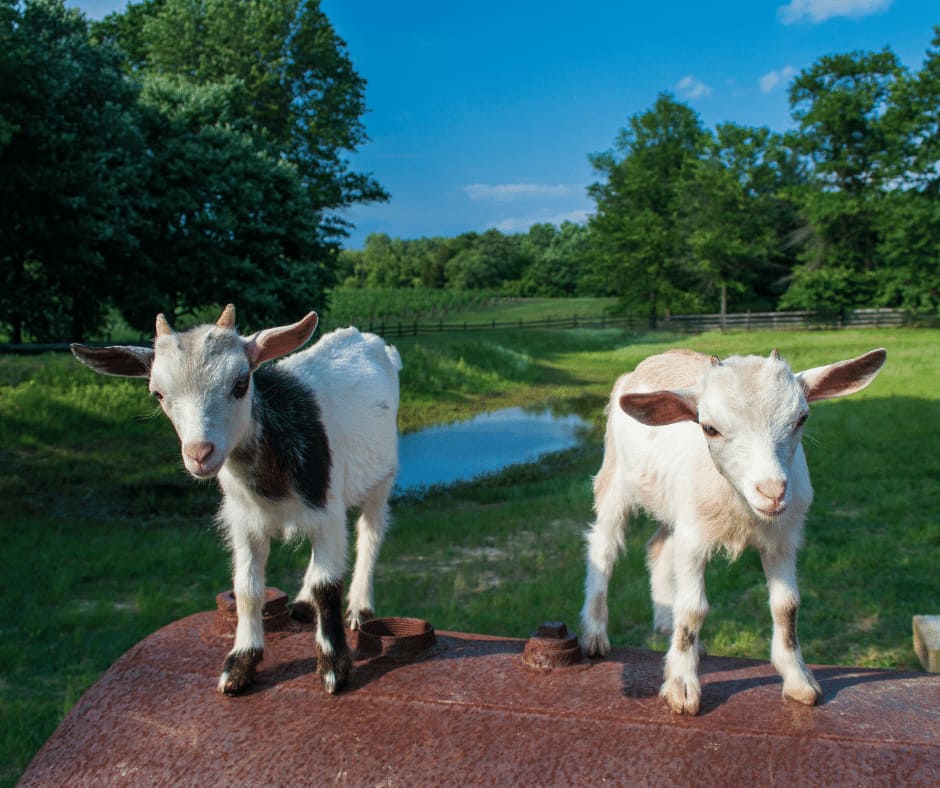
[580,475,630,658]
[647,525,675,636]
[345,472,394,630]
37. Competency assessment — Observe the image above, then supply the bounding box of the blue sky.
[71,1,939,248]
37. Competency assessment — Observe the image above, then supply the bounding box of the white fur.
[72,312,400,695]
[580,347,885,714]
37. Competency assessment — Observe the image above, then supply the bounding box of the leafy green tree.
[783,49,906,310]
[521,222,591,297]
[119,75,333,331]
[872,27,940,314]
[96,0,387,230]
[0,0,142,341]
[588,93,710,327]
[679,124,804,318]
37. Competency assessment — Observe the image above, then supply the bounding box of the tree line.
[343,29,940,328]
[1,0,385,342]
[2,2,938,340]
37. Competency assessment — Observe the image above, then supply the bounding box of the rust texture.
[213,587,290,636]
[21,606,940,786]
[521,621,583,671]
[356,616,437,659]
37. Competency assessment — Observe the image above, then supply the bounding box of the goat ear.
[797,348,887,403]
[70,344,154,378]
[619,390,698,426]
[244,311,319,369]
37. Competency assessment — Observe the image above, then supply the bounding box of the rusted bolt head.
[522,621,582,671]
[536,622,569,639]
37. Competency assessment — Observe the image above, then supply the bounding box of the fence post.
[413,320,417,336]
[573,314,578,328]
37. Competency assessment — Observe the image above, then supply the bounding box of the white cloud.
[491,209,590,234]
[759,65,796,93]
[462,183,571,202]
[777,0,892,25]
[676,75,712,100]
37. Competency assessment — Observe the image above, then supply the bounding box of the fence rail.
[0,308,925,353]
[358,307,912,337]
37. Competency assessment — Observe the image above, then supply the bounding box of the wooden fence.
[0,308,924,352]
[358,307,910,338]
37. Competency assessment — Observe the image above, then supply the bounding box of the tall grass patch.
[1,325,937,785]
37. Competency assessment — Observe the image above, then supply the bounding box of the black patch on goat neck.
[231,365,332,508]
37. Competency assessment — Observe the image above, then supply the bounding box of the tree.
[588,94,710,327]
[783,49,906,311]
[96,0,387,232]
[0,0,142,341]
[679,124,804,320]
[872,27,940,314]
[118,75,334,332]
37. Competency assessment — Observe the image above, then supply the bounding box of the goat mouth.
[186,459,224,480]
[754,503,787,519]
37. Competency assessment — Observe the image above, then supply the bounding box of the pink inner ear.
[619,391,697,427]
[246,312,319,368]
[802,348,887,403]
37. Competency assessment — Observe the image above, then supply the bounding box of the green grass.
[1,321,937,785]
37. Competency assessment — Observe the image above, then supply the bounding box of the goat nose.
[184,441,215,464]
[756,478,787,503]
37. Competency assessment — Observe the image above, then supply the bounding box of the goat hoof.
[345,607,374,631]
[660,676,701,715]
[218,647,263,695]
[317,649,352,694]
[290,600,316,623]
[579,630,611,658]
[783,679,823,707]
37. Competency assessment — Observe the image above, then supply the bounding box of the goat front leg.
[761,547,822,706]
[218,530,270,695]
[660,534,708,715]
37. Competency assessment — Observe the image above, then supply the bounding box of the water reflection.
[395,406,590,493]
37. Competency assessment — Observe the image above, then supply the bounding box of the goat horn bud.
[217,304,236,330]
[770,348,780,360]
[710,355,721,367]
[155,313,173,337]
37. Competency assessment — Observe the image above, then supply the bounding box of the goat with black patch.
[72,305,401,695]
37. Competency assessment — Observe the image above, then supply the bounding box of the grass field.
[1,316,938,784]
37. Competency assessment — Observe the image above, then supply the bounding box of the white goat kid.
[580,347,886,715]
[71,305,401,695]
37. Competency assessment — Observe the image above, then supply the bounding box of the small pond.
[395,406,591,494]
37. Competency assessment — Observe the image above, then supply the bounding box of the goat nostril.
[185,441,215,464]
[756,479,787,503]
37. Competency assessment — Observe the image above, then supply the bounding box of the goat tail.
[385,344,403,372]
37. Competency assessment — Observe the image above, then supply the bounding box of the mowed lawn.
[1,324,937,784]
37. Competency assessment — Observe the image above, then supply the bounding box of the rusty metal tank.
[20,589,940,785]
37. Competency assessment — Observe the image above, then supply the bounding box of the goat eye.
[701,423,720,438]
[232,375,250,400]
[151,390,163,402]
[794,413,809,431]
